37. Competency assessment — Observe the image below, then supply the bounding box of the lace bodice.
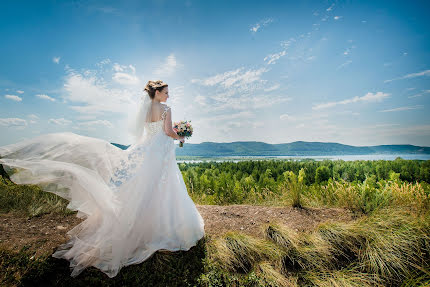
[109,104,173,188]
[145,105,170,136]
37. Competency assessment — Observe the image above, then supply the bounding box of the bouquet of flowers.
[173,120,193,147]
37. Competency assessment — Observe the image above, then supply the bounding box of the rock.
[56,225,66,230]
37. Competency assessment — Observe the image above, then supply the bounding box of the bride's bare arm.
[163,108,184,141]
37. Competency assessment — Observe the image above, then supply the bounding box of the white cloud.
[253,121,264,128]
[280,114,296,121]
[53,57,61,64]
[343,124,430,142]
[27,114,39,124]
[112,72,139,85]
[326,3,335,11]
[49,118,72,125]
[4,94,22,102]
[192,67,268,88]
[0,118,27,127]
[250,24,261,33]
[16,90,24,94]
[203,110,254,122]
[63,67,137,115]
[154,54,178,76]
[264,83,280,92]
[96,58,111,67]
[113,63,124,72]
[249,95,292,109]
[408,92,425,98]
[379,105,424,112]
[78,120,114,128]
[384,69,430,83]
[312,92,390,110]
[189,66,292,114]
[333,16,342,20]
[343,45,355,56]
[111,64,139,85]
[36,94,56,102]
[337,60,352,70]
[27,114,39,120]
[76,115,98,120]
[337,110,360,116]
[195,95,207,106]
[170,85,184,106]
[250,18,273,33]
[264,50,286,65]
[281,38,296,49]
[194,111,257,135]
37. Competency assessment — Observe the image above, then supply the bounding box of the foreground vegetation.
[0,158,429,286]
[181,158,430,209]
[205,207,430,286]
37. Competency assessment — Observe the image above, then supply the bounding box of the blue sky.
[0,0,429,146]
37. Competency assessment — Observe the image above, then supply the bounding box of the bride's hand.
[179,136,185,143]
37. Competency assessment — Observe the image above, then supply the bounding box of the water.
[177,154,430,163]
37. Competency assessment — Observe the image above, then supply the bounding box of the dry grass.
[303,266,383,287]
[207,207,430,286]
[209,231,284,273]
[254,261,299,287]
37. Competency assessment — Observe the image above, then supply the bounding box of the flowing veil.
[129,94,152,143]
[0,95,154,219]
[0,94,205,277]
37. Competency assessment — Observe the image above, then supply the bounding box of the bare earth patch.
[197,204,356,238]
[0,205,356,257]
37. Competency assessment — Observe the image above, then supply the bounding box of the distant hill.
[111,141,430,156]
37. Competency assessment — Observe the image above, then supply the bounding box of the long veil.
[0,94,205,278]
[129,94,152,143]
[0,95,155,219]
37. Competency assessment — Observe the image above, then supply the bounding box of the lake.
[177,154,430,163]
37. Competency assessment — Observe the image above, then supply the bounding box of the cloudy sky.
[0,0,429,146]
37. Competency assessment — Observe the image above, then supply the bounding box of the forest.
[179,158,430,208]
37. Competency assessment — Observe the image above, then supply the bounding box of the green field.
[1,158,429,286]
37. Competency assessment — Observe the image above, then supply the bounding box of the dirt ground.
[0,205,356,258]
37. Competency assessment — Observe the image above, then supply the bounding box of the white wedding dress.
[0,103,205,278]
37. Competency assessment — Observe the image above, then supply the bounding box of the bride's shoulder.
[160,104,171,119]
[161,103,171,111]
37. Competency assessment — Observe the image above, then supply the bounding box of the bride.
[0,80,205,278]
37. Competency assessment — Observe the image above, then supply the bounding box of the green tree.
[283,168,305,208]
[315,166,331,184]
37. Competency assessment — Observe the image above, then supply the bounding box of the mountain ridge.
[111,141,430,156]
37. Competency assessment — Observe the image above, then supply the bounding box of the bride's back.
[148,102,167,122]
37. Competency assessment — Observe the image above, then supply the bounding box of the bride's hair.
[144,80,168,99]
